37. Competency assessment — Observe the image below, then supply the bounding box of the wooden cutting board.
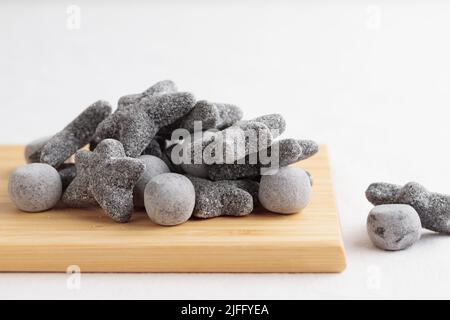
[0,145,346,273]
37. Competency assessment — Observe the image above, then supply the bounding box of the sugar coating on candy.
[365,182,401,205]
[62,139,145,223]
[207,139,319,181]
[118,93,142,110]
[161,100,243,134]
[143,80,177,96]
[16,79,318,225]
[248,114,286,138]
[25,136,52,163]
[147,92,196,127]
[180,100,221,131]
[367,204,422,251]
[93,92,195,158]
[216,179,259,206]
[58,163,77,191]
[262,139,318,171]
[134,155,170,208]
[183,114,287,166]
[8,163,62,212]
[186,121,272,166]
[207,161,258,181]
[290,140,319,163]
[40,100,112,168]
[187,176,258,218]
[118,80,178,109]
[144,173,195,226]
[366,182,450,233]
[226,121,272,158]
[258,167,311,214]
[215,102,244,129]
[116,105,157,158]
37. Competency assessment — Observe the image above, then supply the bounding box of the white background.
[1,0,450,299]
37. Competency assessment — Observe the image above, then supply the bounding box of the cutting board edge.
[0,240,347,273]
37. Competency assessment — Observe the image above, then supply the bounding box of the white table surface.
[1,1,450,300]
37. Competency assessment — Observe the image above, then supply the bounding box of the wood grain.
[0,145,346,273]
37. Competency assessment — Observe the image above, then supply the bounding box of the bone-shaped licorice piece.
[366,182,450,233]
[159,100,243,136]
[216,179,260,206]
[39,100,112,168]
[93,92,196,158]
[185,114,286,166]
[62,139,145,223]
[217,113,286,158]
[117,80,178,109]
[212,101,244,130]
[187,176,259,218]
[206,139,319,181]
[248,114,286,139]
[25,136,52,164]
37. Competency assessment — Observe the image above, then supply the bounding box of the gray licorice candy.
[62,139,144,223]
[159,100,243,136]
[38,100,112,168]
[24,136,51,164]
[169,131,216,177]
[185,114,286,166]
[366,182,450,234]
[93,92,196,158]
[144,173,195,226]
[134,155,171,208]
[118,80,178,109]
[9,163,62,212]
[206,139,319,180]
[187,175,259,219]
[259,167,312,214]
[367,204,422,251]
[141,137,165,158]
[58,163,77,191]
[249,114,286,138]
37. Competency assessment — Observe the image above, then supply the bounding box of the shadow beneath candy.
[351,226,450,254]
[351,228,383,252]
[43,201,295,232]
[417,230,449,243]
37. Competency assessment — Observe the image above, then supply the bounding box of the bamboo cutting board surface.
[0,145,346,273]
